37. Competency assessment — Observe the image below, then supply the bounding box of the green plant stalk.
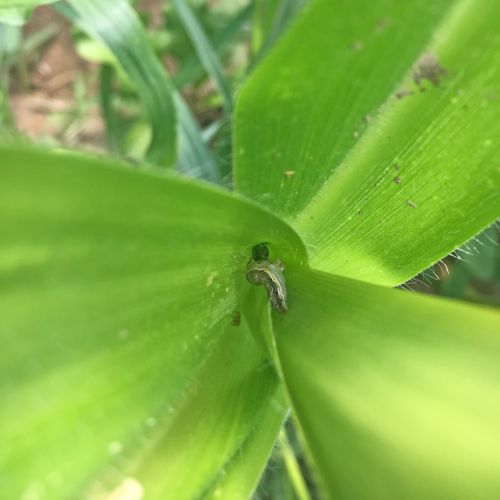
[279,428,311,500]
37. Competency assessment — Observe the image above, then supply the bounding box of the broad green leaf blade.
[55,0,176,168]
[108,319,287,499]
[297,0,500,285]
[172,0,232,111]
[235,0,500,286]
[0,146,306,498]
[273,268,500,500]
[199,387,288,499]
[235,0,453,216]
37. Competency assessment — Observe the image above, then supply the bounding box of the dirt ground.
[9,7,105,150]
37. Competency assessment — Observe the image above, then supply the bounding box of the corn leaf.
[0,146,306,498]
[235,0,500,285]
[273,268,500,500]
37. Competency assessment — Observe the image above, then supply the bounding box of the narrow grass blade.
[56,0,176,167]
[60,0,221,182]
[173,3,251,89]
[172,0,232,111]
[252,0,305,61]
[99,64,119,152]
[174,91,220,181]
[0,0,56,25]
[252,0,281,56]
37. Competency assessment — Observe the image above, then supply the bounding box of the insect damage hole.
[246,242,288,313]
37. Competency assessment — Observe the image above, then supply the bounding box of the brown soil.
[9,6,104,150]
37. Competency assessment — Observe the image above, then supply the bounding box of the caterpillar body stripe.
[246,260,288,313]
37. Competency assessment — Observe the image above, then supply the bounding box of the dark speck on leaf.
[393,176,401,184]
[251,242,270,262]
[375,17,390,33]
[394,162,400,170]
[231,310,241,327]
[413,53,447,87]
[350,40,363,51]
[485,92,499,101]
[396,88,413,99]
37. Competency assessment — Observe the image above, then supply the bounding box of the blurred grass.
[172,0,232,111]
[58,0,179,167]
[440,224,500,306]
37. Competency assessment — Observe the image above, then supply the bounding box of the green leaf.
[235,0,500,285]
[235,0,452,215]
[99,64,120,152]
[0,21,20,59]
[252,0,305,60]
[59,0,221,182]
[173,3,252,89]
[173,91,221,182]
[172,0,232,111]
[0,145,306,498]
[297,0,500,285]
[251,0,281,56]
[273,268,500,500]
[0,0,52,5]
[0,0,56,25]
[55,0,177,168]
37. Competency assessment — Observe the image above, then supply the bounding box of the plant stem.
[279,428,311,500]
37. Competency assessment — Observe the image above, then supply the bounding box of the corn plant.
[1,0,500,499]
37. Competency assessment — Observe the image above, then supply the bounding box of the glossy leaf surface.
[274,268,500,500]
[0,146,306,498]
[235,0,500,285]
